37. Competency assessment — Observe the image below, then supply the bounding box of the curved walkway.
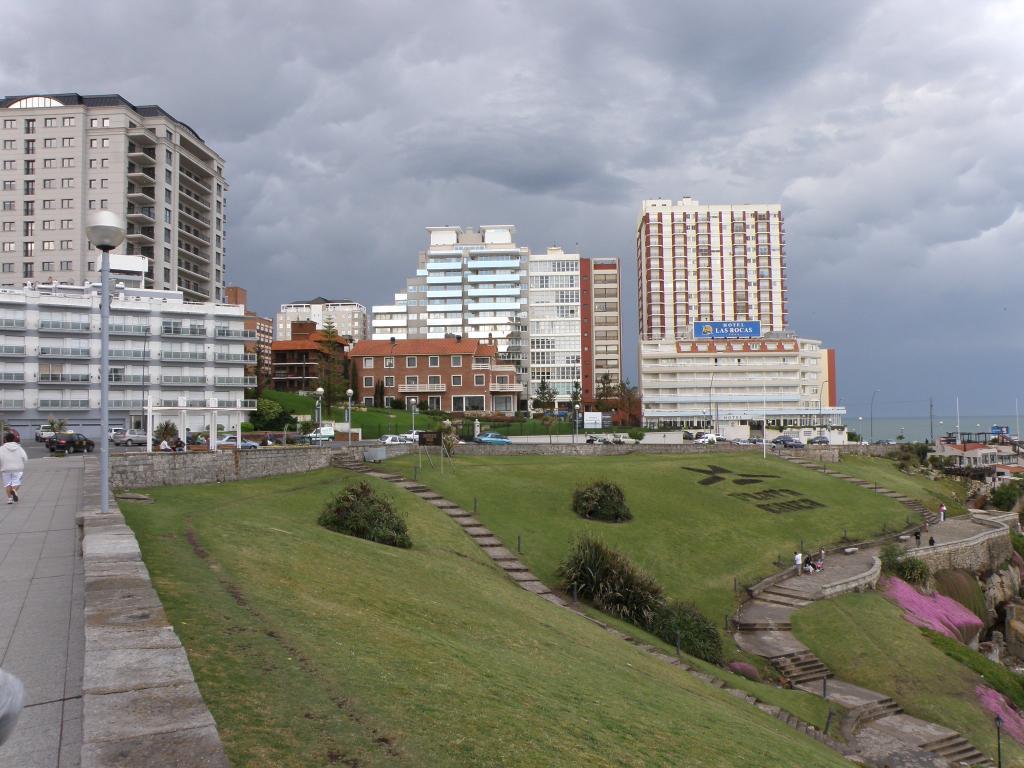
[735,537,996,767]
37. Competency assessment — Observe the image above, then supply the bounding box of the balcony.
[397,383,446,393]
[38,320,91,333]
[39,373,91,384]
[215,353,256,364]
[180,170,212,194]
[0,400,24,410]
[127,145,157,165]
[161,351,207,362]
[110,349,149,361]
[0,372,24,382]
[178,206,210,227]
[0,345,25,356]
[161,325,207,337]
[39,347,90,358]
[215,328,255,339]
[161,375,208,386]
[126,187,155,205]
[489,382,522,392]
[0,318,25,329]
[216,399,257,409]
[127,126,157,146]
[126,205,155,224]
[179,186,210,211]
[110,400,145,410]
[109,324,150,335]
[178,225,210,245]
[471,361,491,370]
[126,163,156,184]
[108,374,148,385]
[38,399,90,410]
[215,376,257,386]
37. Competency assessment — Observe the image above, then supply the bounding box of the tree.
[570,380,582,410]
[154,420,178,441]
[250,398,291,430]
[47,417,68,433]
[317,317,348,410]
[616,379,641,426]
[374,380,385,408]
[534,377,557,411]
[595,374,616,412]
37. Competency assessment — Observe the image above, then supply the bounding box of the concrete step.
[734,621,793,632]
[756,592,811,608]
[850,697,902,724]
[919,734,992,766]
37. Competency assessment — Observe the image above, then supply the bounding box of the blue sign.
[693,321,762,339]
[991,425,1009,435]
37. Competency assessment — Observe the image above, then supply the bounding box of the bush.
[318,481,411,548]
[880,543,904,574]
[239,421,255,433]
[558,534,662,627]
[880,542,929,585]
[650,600,723,665]
[933,569,989,626]
[991,481,1024,512]
[572,481,632,522]
[627,428,645,442]
[1011,531,1024,562]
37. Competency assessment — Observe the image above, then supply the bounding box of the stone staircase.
[732,616,792,632]
[917,733,993,767]
[769,650,832,686]
[848,697,902,724]
[755,584,813,608]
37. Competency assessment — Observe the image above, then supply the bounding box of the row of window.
[3,117,76,128]
[362,354,489,369]
[0,261,74,275]
[1,240,74,250]
[362,374,500,388]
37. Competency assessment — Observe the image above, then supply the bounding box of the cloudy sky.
[4,0,1022,420]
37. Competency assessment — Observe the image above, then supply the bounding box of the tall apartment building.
[225,285,273,385]
[275,297,367,341]
[0,283,255,437]
[371,225,529,384]
[637,198,844,439]
[527,248,622,408]
[0,93,227,302]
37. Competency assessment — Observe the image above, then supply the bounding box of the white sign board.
[295,414,311,423]
[583,412,603,429]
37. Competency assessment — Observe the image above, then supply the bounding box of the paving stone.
[472,536,504,547]
[517,580,551,595]
[82,534,141,563]
[496,560,528,572]
[85,625,182,652]
[83,647,194,695]
[479,545,517,561]
[463,526,493,537]
[454,516,482,527]
[82,682,215,742]
[80,724,229,768]
[508,570,540,582]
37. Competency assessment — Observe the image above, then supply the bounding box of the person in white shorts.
[0,433,27,504]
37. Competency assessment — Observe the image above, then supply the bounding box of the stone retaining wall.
[905,518,1012,573]
[820,557,881,597]
[79,458,228,767]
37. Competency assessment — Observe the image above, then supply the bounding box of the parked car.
[108,427,126,441]
[807,436,831,445]
[47,432,95,453]
[401,430,424,441]
[216,435,259,450]
[476,432,511,445]
[112,429,149,446]
[35,425,56,442]
[680,430,695,440]
[380,434,412,445]
[586,435,612,445]
[772,435,804,448]
[731,438,753,445]
[695,434,717,444]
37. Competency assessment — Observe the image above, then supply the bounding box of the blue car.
[476,432,511,445]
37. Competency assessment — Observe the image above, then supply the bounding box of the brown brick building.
[225,285,273,386]
[271,321,349,393]
[349,339,521,415]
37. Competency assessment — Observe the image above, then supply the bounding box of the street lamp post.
[818,379,830,438]
[574,403,580,443]
[315,387,324,447]
[346,388,353,443]
[870,389,879,444]
[996,715,1003,768]
[86,211,126,515]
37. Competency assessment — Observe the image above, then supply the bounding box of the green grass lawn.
[836,454,968,516]
[792,592,1024,766]
[120,469,849,767]
[384,453,915,625]
[262,389,440,437]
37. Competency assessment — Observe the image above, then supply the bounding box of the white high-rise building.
[527,247,581,405]
[371,225,529,383]
[0,93,228,302]
[637,198,845,439]
[274,297,367,341]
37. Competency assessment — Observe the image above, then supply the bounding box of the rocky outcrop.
[983,563,1021,623]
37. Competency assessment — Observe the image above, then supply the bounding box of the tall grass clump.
[880,542,930,586]
[558,534,722,664]
[572,481,632,522]
[318,481,412,548]
[933,569,989,627]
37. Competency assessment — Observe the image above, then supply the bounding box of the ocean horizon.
[842,414,1021,443]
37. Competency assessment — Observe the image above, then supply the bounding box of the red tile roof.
[350,339,498,356]
[271,331,348,352]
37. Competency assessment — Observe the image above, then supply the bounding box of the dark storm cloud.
[4,0,1023,417]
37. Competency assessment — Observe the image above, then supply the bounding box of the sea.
[846,415,1021,443]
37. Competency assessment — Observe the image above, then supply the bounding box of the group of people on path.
[794,548,826,576]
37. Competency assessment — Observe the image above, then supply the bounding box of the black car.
[772,435,804,448]
[47,432,95,453]
[807,436,831,445]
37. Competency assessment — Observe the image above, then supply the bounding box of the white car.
[696,433,726,444]
[35,425,56,442]
[380,434,411,445]
[112,429,149,446]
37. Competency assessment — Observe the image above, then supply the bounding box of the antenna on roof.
[390,336,396,346]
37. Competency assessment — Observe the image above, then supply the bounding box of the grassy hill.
[384,453,915,623]
[793,592,1024,766]
[261,389,439,436]
[120,469,848,767]
[836,453,967,516]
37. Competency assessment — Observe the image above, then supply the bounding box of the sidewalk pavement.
[0,455,85,768]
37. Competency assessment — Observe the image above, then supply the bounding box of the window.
[60,240,72,250]
[60,219,72,229]
[87,261,94,271]
[474,374,485,386]
[165,169,172,184]
[164,208,172,223]
[163,268,171,282]
[61,157,73,167]
[22,263,33,278]
[24,159,34,173]
[405,356,417,368]
[2,140,15,149]
[40,261,53,272]
[42,241,55,251]
[164,189,172,203]
[362,357,374,368]
[1,263,11,272]
[61,178,73,188]
[61,137,74,147]
[0,223,12,231]
[404,376,418,386]
[61,199,72,208]
[1,160,13,170]
[451,375,462,387]
[2,120,14,129]
[163,227,171,242]
[62,117,74,127]
[383,356,395,368]
[42,220,54,230]
[362,376,373,388]
[428,355,439,368]
[428,375,441,386]
[451,355,462,367]
[42,199,54,209]
[1,243,14,252]
[42,158,54,168]
[166,149,173,164]
[384,376,395,387]
[163,247,171,262]
[43,138,56,148]
[42,178,54,189]
[59,260,72,270]
[23,221,33,235]
[1,181,12,191]
[23,180,33,195]
[1,202,13,211]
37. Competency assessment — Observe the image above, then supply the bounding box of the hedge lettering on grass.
[318,481,412,548]
[558,534,722,664]
[572,481,632,523]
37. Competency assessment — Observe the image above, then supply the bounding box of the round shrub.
[897,557,929,586]
[318,481,411,548]
[572,481,632,522]
[239,421,255,433]
[727,661,761,682]
[649,600,723,665]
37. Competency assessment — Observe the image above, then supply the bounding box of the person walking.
[939,504,947,522]
[794,551,803,577]
[1,432,28,504]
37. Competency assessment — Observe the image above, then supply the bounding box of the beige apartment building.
[275,297,368,341]
[0,93,227,302]
[636,198,845,440]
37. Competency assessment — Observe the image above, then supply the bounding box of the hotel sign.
[693,321,761,339]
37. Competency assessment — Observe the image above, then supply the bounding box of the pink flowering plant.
[884,577,983,645]
[976,686,1024,745]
